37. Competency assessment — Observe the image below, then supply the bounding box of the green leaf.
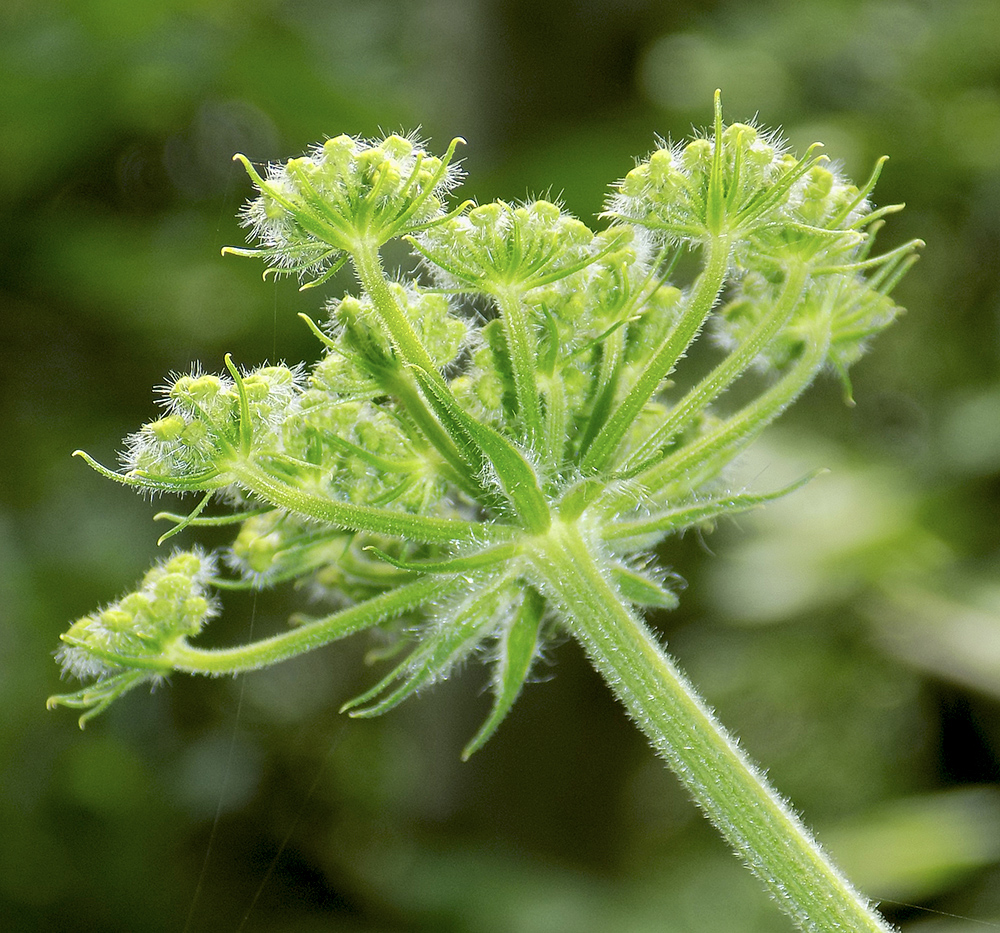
[343,574,514,718]
[409,364,551,533]
[610,564,680,610]
[47,670,155,729]
[603,471,824,542]
[462,587,545,759]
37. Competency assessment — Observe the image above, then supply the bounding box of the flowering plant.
[50,94,919,932]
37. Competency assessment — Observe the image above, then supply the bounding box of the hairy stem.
[581,235,731,473]
[352,239,444,379]
[349,241,487,490]
[167,575,459,674]
[628,322,831,500]
[620,260,809,474]
[494,286,543,449]
[230,459,482,543]
[530,521,891,933]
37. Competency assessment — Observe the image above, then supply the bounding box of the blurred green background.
[3,0,1000,930]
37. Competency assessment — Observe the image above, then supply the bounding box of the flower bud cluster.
[56,550,216,680]
[715,264,902,377]
[302,397,445,507]
[234,133,464,280]
[229,511,354,582]
[792,164,867,229]
[228,511,413,604]
[417,199,594,294]
[58,102,919,746]
[747,164,875,271]
[610,121,792,243]
[526,226,653,345]
[448,332,512,426]
[124,364,301,480]
[824,272,901,374]
[278,377,452,516]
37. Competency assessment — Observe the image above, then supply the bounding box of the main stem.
[531,521,892,933]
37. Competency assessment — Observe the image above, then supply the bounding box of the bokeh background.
[3,0,1000,930]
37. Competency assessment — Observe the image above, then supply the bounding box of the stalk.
[167,575,458,674]
[628,323,831,501]
[619,260,809,474]
[580,235,731,474]
[540,370,568,470]
[530,521,892,933]
[349,239,490,493]
[230,459,480,543]
[351,239,445,380]
[494,286,543,449]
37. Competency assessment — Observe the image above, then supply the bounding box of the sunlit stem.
[494,285,543,449]
[575,323,625,458]
[539,370,568,470]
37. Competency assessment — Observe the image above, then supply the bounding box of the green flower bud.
[681,137,713,175]
[416,199,598,295]
[227,133,464,282]
[123,363,302,483]
[329,285,466,371]
[98,608,134,632]
[145,415,186,443]
[607,103,818,247]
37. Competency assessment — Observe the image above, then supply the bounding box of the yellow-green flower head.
[229,133,465,283]
[743,162,882,269]
[279,391,454,517]
[609,119,796,242]
[606,89,857,264]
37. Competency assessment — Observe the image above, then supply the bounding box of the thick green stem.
[581,235,732,474]
[531,522,891,933]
